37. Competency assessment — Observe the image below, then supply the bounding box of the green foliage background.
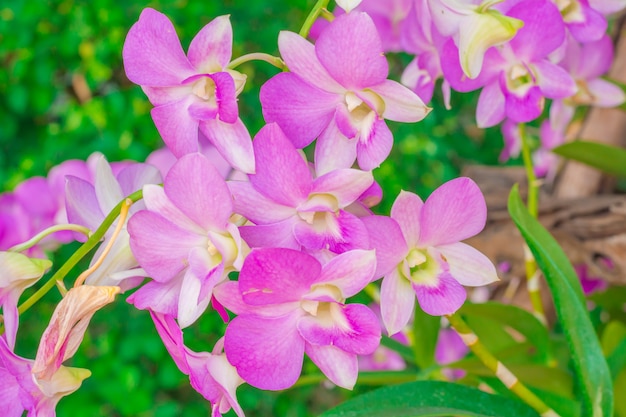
[1,0,508,415]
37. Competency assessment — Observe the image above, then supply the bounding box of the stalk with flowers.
[1,0,625,416]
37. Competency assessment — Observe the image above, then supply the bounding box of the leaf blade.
[552,141,626,177]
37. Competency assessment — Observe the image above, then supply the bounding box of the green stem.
[519,124,547,324]
[299,0,331,38]
[227,52,285,71]
[8,224,91,253]
[16,189,143,316]
[294,371,418,388]
[447,313,559,417]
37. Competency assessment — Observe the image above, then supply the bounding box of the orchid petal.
[305,344,358,389]
[238,220,301,250]
[127,278,181,316]
[369,80,430,122]
[188,15,232,71]
[391,190,425,248]
[65,176,104,232]
[414,271,466,316]
[476,81,506,128]
[362,215,408,279]
[356,118,393,170]
[504,85,544,123]
[587,79,626,107]
[508,0,564,61]
[438,242,499,286]
[533,61,577,99]
[151,97,200,157]
[228,181,295,224]
[381,268,415,335]
[317,249,377,297]
[314,121,358,175]
[312,169,373,208]
[200,118,255,174]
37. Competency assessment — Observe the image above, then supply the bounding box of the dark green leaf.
[319,381,540,417]
[412,306,441,368]
[552,141,626,177]
[508,185,613,417]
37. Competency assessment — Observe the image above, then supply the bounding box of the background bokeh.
[1,0,510,415]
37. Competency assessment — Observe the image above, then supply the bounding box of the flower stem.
[8,224,92,253]
[446,313,559,417]
[299,0,331,38]
[228,53,285,71]
[16,190,143,316]
[520,125,547,325]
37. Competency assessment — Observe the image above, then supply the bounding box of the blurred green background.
[1,0,507,416]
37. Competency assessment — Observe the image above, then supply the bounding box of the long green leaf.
[552,141,626,177]
[412,306,441,369]
[319,381,540,417]
[508,185,613,417]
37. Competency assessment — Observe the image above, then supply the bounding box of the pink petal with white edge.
[316,249,377,297]
[315,12,388,90]
[224,312,305,390]
[249,123,312,206]
[260,73,340,148]
[305,342,358,389]
[391,190,425,248]
[123,8,196,86]
[177,261,220,328]
[314,121,358,176]
[437,242,499,286]
[200,118,254,174]
[476,81,506,128]
[239,248,321,306]
[418,177,487,246]
[94,155,124,214]
[278,31,344,93]
[151,98,200,157]
[142,184,205,234]
[587,79,626,107]
[504,85,544,123]
[533,61,577,99]
[413,271,467,316]
[381,268,415,335]
[356,118,393,170]
[312,169,374,208]
[370,80,430,122]
[297,303,381,354]
[127,278,181,316]
[228,181,295,224]
[362,215,408,279]
[188,15,232,72]
[164,153,232,231]
[128,210,205,282]
[1,292,20,351]
[238,220,301,250]
[116,163,162,198]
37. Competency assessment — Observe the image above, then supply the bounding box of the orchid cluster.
[0,0,621,416]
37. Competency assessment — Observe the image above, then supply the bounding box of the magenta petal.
[361,215,408,279]
[569,5,607,43]
[127,278,180,317]
[210,72,238,123]
[305,343,358,389]
[260,73,339,148]
[533,61,576,99]
[188,15,232,71]
[312,169,373,207]
[239,248,320,305]
[150,312,190,374]
[116,164,162,198]
[356,118,393,170]
[508,0,565,61]
[200,118,254,174]
[178,263,217,328]
[414,271,466,316]
[151,98,200,157]
[419,177,487,246]
[278,31,344,93]
[228,181,295,224]
[142,184,205,234]
[293,209,369,254]
[224,313,304,390]
[505,85,544,123]
[315,12,388,89]
[476,81,506,128]
[576,35,613,79]
[164,154,232,231]
[123,8,196,86]
[249,124,312,206]
[128,211,204,281]
[380,268,415,335]
[314,121,358,175]
[65,176,104,231]
[317,250,377,297]
[438,242,499,286]
[238,221,300,250]
[391,191,425,248]
[297,303,380,355]
[369,80,430,122]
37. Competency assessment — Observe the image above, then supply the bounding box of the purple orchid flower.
[555,0,607,43]
[123,8,254,173]
[65,154,162,291]
[435,327,469,380]
[0,335,91,417]
[260,12,429,173]
[442,0,577,127]
[214,247,380,390]
[151,313,244,417]
[363,178,498,335]
[228,123,372,254]
[127,153,245,328]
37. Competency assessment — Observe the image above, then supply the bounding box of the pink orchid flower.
[228,123,372,254]
[214,248,380,390]
[363,178,498,335]
[123,8,254,173]
[151,313,244,417]
[260,12,429,173]
[127,153,245,328]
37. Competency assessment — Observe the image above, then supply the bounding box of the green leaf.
[508,185,613,417]
[552,141,626,177]
[319,381,540,417]
[412,306,441,368]
[459,302,551,362]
